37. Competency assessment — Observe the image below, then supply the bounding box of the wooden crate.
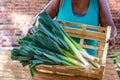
[35,21,111,80]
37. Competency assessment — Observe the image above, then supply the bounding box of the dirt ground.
[108,44,120,78]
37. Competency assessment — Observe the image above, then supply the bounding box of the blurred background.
[0,0,120,79]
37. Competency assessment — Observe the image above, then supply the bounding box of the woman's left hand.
[107,36,116,50]
[107,30,117,49]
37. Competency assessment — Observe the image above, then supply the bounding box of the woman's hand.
[107,31,117,50]
[107,36,116,50]
[99,0,118,50]
[27,25,34,35]
[27,17,37,35]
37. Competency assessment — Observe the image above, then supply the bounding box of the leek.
[11,10,100,77]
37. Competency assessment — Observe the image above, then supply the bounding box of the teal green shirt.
[56,0,99,56]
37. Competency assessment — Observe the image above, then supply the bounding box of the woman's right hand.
[28,25,34,35]
[27,17,37,35]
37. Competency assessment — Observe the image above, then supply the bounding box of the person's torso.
[56,0,99,56]
[56,0,99,26]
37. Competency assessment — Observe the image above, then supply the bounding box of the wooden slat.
[102,26,111,66]
[68,33,105,41]
[58,21,107,32]
[97,40,105,57]
[34,60,119,80]
[64,28,106,39]
[80,44,99,50]
[35,21,111,80]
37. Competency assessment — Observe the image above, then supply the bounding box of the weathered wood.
[33,60,119,80]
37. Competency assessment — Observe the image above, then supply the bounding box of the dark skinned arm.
[28,0,60,34]
[99,0,117,49]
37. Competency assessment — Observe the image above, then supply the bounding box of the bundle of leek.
[11,10,100,77]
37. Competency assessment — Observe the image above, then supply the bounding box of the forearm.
[110,25,117,37]
[99,0,117,37]
[100,20,117,37]
[31,0,60,26]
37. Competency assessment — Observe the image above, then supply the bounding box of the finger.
[107,39,112,49]
[28,28,33,35]
[109,45,113,50]
[108,40,115,50]
[107,39,110,43]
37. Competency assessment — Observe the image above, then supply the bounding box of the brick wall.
[0,0,120,50]
[108,0,120,44]
[0,0,50,50]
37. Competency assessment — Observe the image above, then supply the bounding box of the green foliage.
[107,53,120,71]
